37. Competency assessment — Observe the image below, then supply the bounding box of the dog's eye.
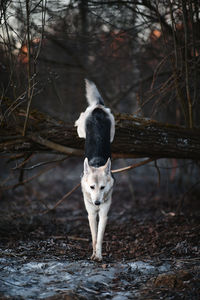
[100,186,105,190]
[90,185,95,190]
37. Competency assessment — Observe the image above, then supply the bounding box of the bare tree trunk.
[1,111,200,160]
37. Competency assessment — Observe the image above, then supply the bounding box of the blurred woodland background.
[1,0,200,123]
[1,2,200,299]
[0,0,200,213]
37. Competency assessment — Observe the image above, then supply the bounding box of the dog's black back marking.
[85,108,111,167]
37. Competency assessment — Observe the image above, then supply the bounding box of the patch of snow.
[128,261,155,274]
[0,259,172,299]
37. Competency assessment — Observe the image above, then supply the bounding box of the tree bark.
[1,110,200,160]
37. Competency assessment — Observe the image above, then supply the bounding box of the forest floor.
[0,157,200,299]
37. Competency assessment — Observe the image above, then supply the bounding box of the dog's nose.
[95,200,101,206]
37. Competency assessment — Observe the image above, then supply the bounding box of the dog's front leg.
[83,197,98,259]
[95,214,107,261]
[88,212,97,259]
[95,201,111,261]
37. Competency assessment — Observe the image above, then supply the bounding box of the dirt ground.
[0,157,200,299]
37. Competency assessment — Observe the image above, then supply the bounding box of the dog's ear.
[103,158,111,175]
[83,157,91,174]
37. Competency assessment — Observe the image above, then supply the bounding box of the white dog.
[75,79,115,261]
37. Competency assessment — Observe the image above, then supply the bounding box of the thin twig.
[111,158,155,173]
[189,1,197,108]
[154,160,161,187]
[23,0,33,136]
[68,236,89,242]
[12,153,34,170]
[41,182,81,214]
[2,163,58,190]
[182,0,193,128]
[14,157,67,171]
[27,133,84,156]
[151,55,168,90]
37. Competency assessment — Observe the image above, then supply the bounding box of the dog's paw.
[91,253,102,262]
[90,253,96,260]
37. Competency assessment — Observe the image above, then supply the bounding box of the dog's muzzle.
[94,200,101,206]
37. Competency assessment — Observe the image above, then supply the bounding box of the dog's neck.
[87,156,110,168]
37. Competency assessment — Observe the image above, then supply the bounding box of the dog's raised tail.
[85,79,104,106]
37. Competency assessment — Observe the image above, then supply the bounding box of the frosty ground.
[0,157,199,299]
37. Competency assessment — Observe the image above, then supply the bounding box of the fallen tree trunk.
[1,110,200,160]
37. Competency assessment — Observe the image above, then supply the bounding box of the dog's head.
[81,158,114,206]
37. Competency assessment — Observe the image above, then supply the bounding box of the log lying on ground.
[0,110,200,160]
